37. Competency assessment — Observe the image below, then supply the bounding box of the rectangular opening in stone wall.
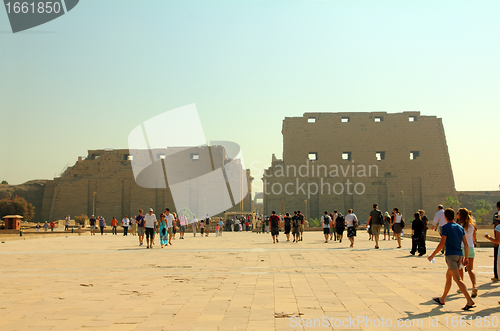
[341,117,350,123]
[191,153,200,160]
[410,151,420,160]
[342,152,352,161]
[308,152,318,161]
[308,117,316,123]
[374,117,383,122]
[376,151,386,161]
[409,116,416,122]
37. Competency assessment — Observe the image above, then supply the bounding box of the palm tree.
[474,199,492,224]
[444,196,460,209]
[474,199,491,211]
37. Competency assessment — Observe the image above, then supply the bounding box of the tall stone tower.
[263,111,456,221]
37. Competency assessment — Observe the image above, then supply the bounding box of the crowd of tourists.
[86,209,225,248]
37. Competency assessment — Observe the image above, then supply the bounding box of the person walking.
[330,211,338,241]
[158,213,168,248]
[321,211,332,243]
[50,221,55,232]
[200,219,205,237]
[191,217,198,237]
[165,209,174,246]
[269,211,281,243]
[98,217,106,235]
[132,215,138,236]
[383,212,391,240]
[298,210,305,241]
[215,224,220,237]
[291,211,300,243]
[334,212,346,243]
[283,213,292,241]
[144,208,157,249]
[179,212,187,239]
[485,202,500,291]
[367,204,383,249]
[391,208,404,248]
[122,215,130,236]
[35,222,41,232]
[418,209,429,243]
[136,210,145,246]
[205,216,211,236]
[345,209,358,247]
[432,205,447,254]
[111,217,118,235]
[457,208,477,298]
[89,216,96,235]
[491,205,500,281]
[218,219,224,236]
[428,208,475,310]
[256,217,262,234]
[43,221,49,232]
[410,212,426,256]
[172,212,178,240]
[65,215,70,231]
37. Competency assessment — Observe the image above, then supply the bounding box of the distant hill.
[0,180,48,223]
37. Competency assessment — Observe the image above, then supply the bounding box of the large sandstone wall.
[263,112,456,221]
[40,148,253,223]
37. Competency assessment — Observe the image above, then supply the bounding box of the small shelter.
[2,215,23,230]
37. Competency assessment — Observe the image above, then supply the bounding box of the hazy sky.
[1,0,499,193]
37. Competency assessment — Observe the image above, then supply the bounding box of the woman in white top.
[457,208,477,298]
[345,209,358,248]
[391,207,403,249]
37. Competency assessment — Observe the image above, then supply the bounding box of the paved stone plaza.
[1,231,500,331]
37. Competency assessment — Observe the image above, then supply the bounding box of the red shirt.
[50,222,55,228]
[111,219,117,227]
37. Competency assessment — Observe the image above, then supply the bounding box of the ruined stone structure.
[37,148,252,223]
[263,112,456,221]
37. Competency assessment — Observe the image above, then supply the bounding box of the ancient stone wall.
[39,147,253,223]
[263,112,456,221]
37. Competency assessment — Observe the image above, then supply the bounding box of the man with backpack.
[269,211,281,243]
[335,212,346,243]
[297,210,305,241]
[367,204,384,249]
[292,211,301,243]
[321,211,332,243]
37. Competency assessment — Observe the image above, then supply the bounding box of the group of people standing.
[88,209,225,248]
[320,209,359,247]
[265,210,306,244]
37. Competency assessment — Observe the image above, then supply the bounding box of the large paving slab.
[1,230,500,330]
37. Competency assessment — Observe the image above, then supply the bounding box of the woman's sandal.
[433,297,444,305]
[462,304,475,311]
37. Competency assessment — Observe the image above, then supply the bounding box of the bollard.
[20,228,23,237]
[72,227,74,233]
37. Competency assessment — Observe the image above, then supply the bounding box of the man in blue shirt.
[428,208,475,310]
